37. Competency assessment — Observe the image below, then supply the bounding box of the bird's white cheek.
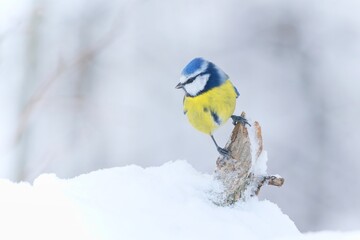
[184,74,209,96]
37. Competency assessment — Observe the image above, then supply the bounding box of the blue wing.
[234,86,240,98]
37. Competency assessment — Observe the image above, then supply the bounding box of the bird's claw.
[217,147,231,159]
[231,115,251,127]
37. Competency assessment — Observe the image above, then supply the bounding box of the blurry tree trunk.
[268,14,329,229]
[16,3,42,181]
[214,112,284,205]
[298,49,328,229]
[277,16,328,227]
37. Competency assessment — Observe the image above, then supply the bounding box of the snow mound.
[0,160,358,240]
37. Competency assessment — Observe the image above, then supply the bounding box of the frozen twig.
[214,112,284,205]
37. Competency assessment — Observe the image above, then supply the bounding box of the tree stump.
[214,112,284,205]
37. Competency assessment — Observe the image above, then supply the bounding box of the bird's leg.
[231,115,251,126]
[211,135,230,158]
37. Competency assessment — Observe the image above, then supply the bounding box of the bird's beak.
[175,82,184,89]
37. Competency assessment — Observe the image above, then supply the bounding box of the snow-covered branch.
[215,112,284,205]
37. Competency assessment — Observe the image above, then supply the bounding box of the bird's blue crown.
[181,58,207,77]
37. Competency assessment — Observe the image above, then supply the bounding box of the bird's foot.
[217,147,231,159]
[231,115,251,127]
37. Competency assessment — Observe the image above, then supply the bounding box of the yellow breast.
[183,80,237,134]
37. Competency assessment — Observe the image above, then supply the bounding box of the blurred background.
[1,0,359,232]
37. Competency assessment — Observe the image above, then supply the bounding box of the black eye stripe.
[185,76,197,84]
[185,73,206,85]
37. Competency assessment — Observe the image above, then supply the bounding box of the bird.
[175,57,249,158]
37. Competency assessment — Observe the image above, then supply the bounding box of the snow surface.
[0,160,359,240]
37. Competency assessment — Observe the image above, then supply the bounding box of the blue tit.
[176,57,249,157]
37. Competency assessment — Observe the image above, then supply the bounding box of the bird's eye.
[185,76,196,85]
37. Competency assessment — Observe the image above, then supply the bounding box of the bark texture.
[214,112,284,205]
